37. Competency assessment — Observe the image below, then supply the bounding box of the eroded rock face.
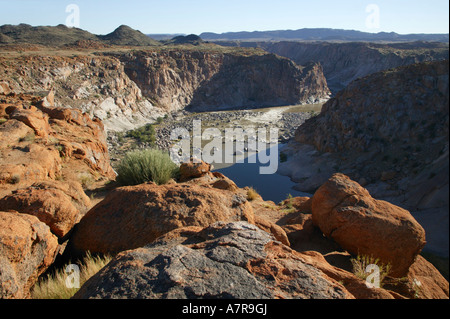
[0,55,163,132]
[311,174,426,277]
[284,60,449,256]
[0,211,58,299]
[68,183,255,255]
[0,93,115,198]
[119,50,331,112]
[73,222,352,299]
[0,180,91,238]
[264,41,449,92]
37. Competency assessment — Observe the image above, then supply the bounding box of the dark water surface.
[214,145,311,204]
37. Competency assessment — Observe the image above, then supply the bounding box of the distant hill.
[200,28,449,43]
[164,34,204,45]
[0,24,159,47]
[98,25,159,46]
[0,24,98,46]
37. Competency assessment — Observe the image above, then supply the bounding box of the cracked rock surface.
[73,221,351,299]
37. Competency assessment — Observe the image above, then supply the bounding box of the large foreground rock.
[73,222,353,299]
[311,174,426,277]
[68,183,255,255]
[0,211,58,299]
[0,180,91,238]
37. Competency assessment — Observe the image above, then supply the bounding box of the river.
[196,104,323,203]
[213,144,312,204]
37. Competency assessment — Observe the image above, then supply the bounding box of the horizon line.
[1,23,449,37]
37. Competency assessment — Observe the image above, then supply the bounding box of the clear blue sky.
[0,0,448,35]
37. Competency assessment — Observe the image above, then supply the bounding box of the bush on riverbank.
[126,124,156,145]
[116,149,180,186]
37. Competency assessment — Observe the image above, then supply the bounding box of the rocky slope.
[114,48,330,112]
[0,54,165,132]
[281,60,449,257]
[0,92,116,298]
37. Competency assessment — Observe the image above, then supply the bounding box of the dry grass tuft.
[31,252,112,299]
[247,187,260,201]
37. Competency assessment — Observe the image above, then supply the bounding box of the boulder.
[311,173,426,277]
[68,183,255,255]
[0,119,33,149]
[0,143,62,188]
[10,107,52,138]
[0,180,91,238]
[0,211,58,299]
[73,222,352,299]
[405,255,449,299]
[253,214,290,246]
[179,160,212,181]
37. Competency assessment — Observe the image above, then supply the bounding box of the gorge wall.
[282,59,449,256]
[0,47,331,132]
[115,49,330,112]
[218,41,449,93]
[0,54,163,132]
[264,41,449,93]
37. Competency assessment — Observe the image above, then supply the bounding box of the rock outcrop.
[0,211,58,299]
[73,222,353,299]
[0,92,115,241]
[311,174,426,277]
[68,182,255,255]
[0,92,118,298]
[0,180,91,238]
[0,55,164,132]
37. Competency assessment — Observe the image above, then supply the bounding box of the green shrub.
[350,255,391,288]
[116,149,179,186]
[126,124,156,145]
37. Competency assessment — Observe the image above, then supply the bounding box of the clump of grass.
[116,149,180,186]
[351,255,391,288]
[31,252,112,299]
[247,187,260,201]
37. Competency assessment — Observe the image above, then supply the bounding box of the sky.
[0,0,448,35]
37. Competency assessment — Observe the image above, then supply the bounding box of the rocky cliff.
[260,41,449,93]
[0,46,330,130]
[0,54,164,131]
[281,60,449,257]
[115,48,330,112]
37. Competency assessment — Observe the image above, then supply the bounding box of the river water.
[213,144,312,204]
[198,104,323,203]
